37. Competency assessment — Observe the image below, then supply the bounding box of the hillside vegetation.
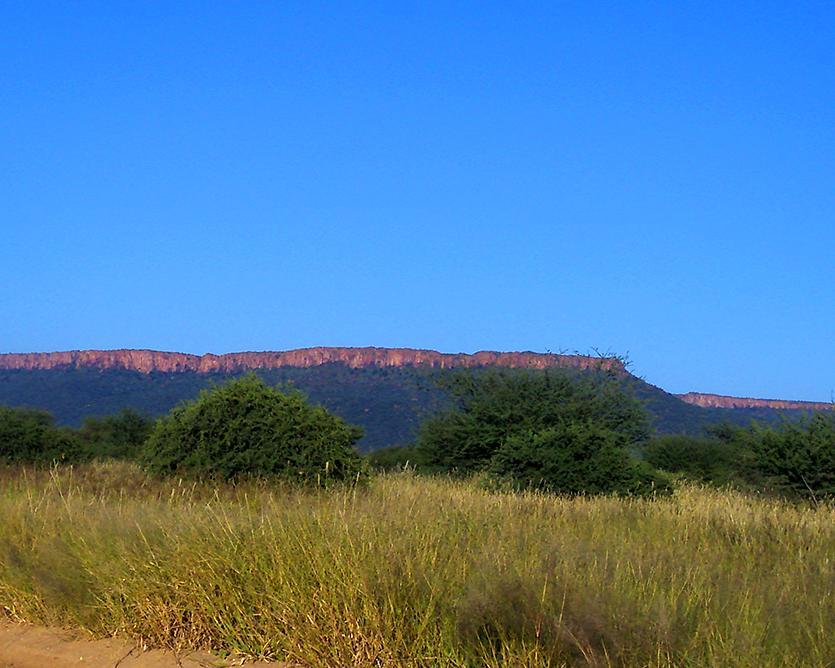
[0,366,820,450]
[0,463,832,667]
[2,369,833,500]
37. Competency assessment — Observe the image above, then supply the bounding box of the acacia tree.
[416,368,668,495]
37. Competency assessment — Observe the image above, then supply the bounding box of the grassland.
[0,463,832,667]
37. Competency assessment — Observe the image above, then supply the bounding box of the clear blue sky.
[2,2,833,401]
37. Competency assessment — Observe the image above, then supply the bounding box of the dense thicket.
[141,374,366,482]
[0,366,814,450]
[0,406,81,465]
[641,433,753,486]
[642,416,835,501]
[416,369,668,495]
[418,370,649,473]
[365,444,425,471]
[489,423,670,495]
[77,408,153,459]
[751,413,835,500]
[3,369,832,501]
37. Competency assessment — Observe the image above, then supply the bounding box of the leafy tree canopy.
[0,406,81,465]
[751,413,835,501]
[365,444,425,471]
[489,422,671,496]
[417,369,650,474]
[415,369,665,496]
[78,408,154,459]
[641,433,755,487]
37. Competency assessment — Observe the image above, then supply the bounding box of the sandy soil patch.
[0,622,283,668]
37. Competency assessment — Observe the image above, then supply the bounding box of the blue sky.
[2,2,833,401]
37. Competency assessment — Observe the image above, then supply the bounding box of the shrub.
[365,444,425,471]
[752,413,835,501]
[141,374,366,482]
[0,406,82,465]
[489,423,671,496]
[417,369,650,474]
[642,434,749,486]
[415,369,667,496]
[77,408,154,460]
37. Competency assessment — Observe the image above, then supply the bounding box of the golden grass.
[0,462,832,667]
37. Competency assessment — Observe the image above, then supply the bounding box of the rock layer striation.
[3,349,828,410]
[0,347,624,374]
[677,392,833,411]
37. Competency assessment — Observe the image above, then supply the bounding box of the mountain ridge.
[676,392,832,411]
[0,346,835,411]
[0,347,624,374]
[0,349,830,428]
[0,348,829,451]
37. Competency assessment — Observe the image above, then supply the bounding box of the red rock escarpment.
[0,347,625,374]
[677,392,833,411]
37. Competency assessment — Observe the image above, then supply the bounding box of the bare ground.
[0,622,283,668]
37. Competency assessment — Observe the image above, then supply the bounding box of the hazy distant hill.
[0,349,826,450]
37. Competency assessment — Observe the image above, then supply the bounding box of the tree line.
[1,370,832,501]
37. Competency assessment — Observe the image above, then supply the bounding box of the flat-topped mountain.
[0,347,623,374]
[0,348,829,450]
[678,392,832,412]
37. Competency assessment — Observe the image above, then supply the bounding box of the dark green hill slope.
[621,375,816,435]
[0,366,817,451]
[0,366,450,451]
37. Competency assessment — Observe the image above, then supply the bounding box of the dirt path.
[0,622,282,668]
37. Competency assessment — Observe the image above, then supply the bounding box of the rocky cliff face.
[677,392,833,411]
[5,350,826,411]
[0,347,625,374]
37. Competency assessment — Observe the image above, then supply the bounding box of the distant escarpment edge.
[0,347,625,374]
[677,391,833,412]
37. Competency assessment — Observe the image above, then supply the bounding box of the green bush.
[415,369,666,496]
[417,369,650,475]
[77,408,154,460]
[752,413,835,501]
[0,406,82,465]
[643,418,835,499]
[489,423,671,496]
[141,374,366,483]
[365,444,425,471]
[642,433,750,486]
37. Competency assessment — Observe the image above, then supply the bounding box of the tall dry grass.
[0,462,832,667]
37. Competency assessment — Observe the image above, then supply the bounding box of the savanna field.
[0,462,832,668]
[6,1,835,665]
